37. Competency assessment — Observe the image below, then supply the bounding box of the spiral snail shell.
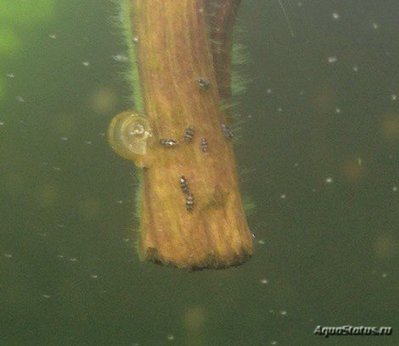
[108,110,153,167]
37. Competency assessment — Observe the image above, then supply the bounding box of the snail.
[108,110,153,167]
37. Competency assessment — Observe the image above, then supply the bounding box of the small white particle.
[325,177,334,184]
[382,272,387,278]
[85,141,92,145]
[260,278,269,284]
[280,310,287,316]
[16,96,25,102]
[353,66,359,72]
[132,37,139,44]
[266,88,272,94]
[393,186,398,192]
[328,56,337,63]
[335,108,341,113]
[280,194,286,199]
[49,34,57,39]
[277,107,283,113]
[123,238,130,243]
[391,94,397,101]
[332,12,340,20]
[0,122,4,126]
[82,61,90,67]
[4,253,12,258]
[116,200,123,204]
[57,254,64,259]
[258,239,265,245]
[90,274,98,279]
[53,167,61,171]
[112,54,128,62]
[6,73,15,78]
[372,22,379,30]
[357,158,362,166]
[167,335,175,341]
[98,132,106,137]
[69,257,78,262]
[60,136,68,141]
[199,8,204,13]
[42,294,51,299]
[297,1,303,7]
[270,341,278,345]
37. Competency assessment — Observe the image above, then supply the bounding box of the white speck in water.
[0,122,4,126]
[325,177,334,184]
[4,253,12,258]
[328,56,337,63]
[49,34,57,39]
[98,132,106,137]
[266,88,272,94]
[277,107,283,113]
[90,274,98,279]
[335,108,341,113]
[16,96,25,102]
[85,141,92,145]
[382,272,387,278]
[42,294,51,299]
[372,22,379,30]
[258,239,265,245]
[123,238,130,243]
[392,186,398,192]
[198,8,204,13]
[294,162,299,167]
[132,37,139,44]
[332,12,340,20]
[53,167,61,171]
[270,341,278,345]
[260,278,269,285]
[116,200,123,204]
[297,1,303,8]
[57,254,64,259]
[167,334,175,341]
[357,158,362,166]
[69,257,78,262]
[391,94,397,101]
[353,65,359,72]
[60,136,68,141]
[280,194,286,199]
[6,73,15,78]
[280,310,287,316]
[82,61,90,67]
[112,54,128,62]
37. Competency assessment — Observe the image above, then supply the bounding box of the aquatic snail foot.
[108,110,154,167]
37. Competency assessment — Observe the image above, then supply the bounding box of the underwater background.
[0,0,398,345]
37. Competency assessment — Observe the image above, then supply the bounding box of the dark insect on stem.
[179,175,190,195]
[200,137,208,153]
[184,126,194,142]
[197,78,210,90]
[185,193,194,212]
[221,123,234,139]
[159,139,177,147]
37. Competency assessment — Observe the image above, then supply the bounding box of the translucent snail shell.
[108,110,153,167]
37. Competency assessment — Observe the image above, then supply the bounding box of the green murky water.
[1,0,398,345]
